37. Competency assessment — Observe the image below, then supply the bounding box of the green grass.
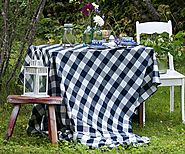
[1,69,185,153]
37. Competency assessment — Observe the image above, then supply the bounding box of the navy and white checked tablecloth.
[19,44,160,148]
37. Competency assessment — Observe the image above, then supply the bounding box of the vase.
[83,25,93,45]
[93,25,102,41]
[157,55,168,74]
[62,23,75,47]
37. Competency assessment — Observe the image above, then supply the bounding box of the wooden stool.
[4,95,62,144]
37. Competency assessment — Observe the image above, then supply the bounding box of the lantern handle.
[31,48,43,66]
[31,48,43,60]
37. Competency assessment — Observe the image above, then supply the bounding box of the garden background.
[0,0,185,153]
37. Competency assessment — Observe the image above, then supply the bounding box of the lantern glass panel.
[23,63,49,97]
[25,73,35,93]
[39,75,47,93]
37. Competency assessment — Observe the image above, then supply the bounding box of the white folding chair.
[136,20,185,125]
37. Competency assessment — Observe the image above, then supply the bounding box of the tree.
[0,0,46,94]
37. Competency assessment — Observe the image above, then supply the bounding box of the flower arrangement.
[80,1,105,44]
[141,31,185,57]
[81,2,104,27]
[141,31,185,67]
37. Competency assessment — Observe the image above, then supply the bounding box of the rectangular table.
[19,44,160,148]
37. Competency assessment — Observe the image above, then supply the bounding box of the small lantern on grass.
[22,49,49,97]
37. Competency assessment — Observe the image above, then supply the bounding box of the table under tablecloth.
[19,44,160,148]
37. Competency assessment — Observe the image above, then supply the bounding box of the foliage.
[155,1,185,32]
[38,0,185,44]
[36,17,63,44]
[140,31,185,67]
[170,31,185,66]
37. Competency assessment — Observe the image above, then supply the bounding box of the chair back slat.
[136,20,172,44]
[136,20,174,70]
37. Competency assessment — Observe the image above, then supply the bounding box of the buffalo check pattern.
[19,44,160,148]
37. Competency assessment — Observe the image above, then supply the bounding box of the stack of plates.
[120,41,138,46]
[88,44,108,49]
[120,37,138,46]
[88,40,108,49]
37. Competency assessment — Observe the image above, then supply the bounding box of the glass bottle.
[83,26,93,45]
[62,23,75,47]
[93,25,102,41]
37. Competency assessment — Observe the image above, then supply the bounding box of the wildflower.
[92,2,99,12]
[82,3,94,16]
[93,15,104,27]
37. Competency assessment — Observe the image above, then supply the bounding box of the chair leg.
[143,102,145,126]
[48,105,58,144]
[4,104,20,141]
[181,79,185,123]
[170,86,174,112]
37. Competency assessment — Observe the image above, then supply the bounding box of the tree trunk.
[0,0,46,93]
[1,0,10,76]
[6,0,46,87]
[131,0,161,21]
[144,0,160,21]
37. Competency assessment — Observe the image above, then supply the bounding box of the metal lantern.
[22,49,49,97]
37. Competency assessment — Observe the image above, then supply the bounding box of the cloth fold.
[19,44,160,148]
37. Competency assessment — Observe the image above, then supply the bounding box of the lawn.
[1,68,185,154]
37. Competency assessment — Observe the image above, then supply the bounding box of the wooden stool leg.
[4,104,21,140]
[48,105,58,144]
[138,103,144,128]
